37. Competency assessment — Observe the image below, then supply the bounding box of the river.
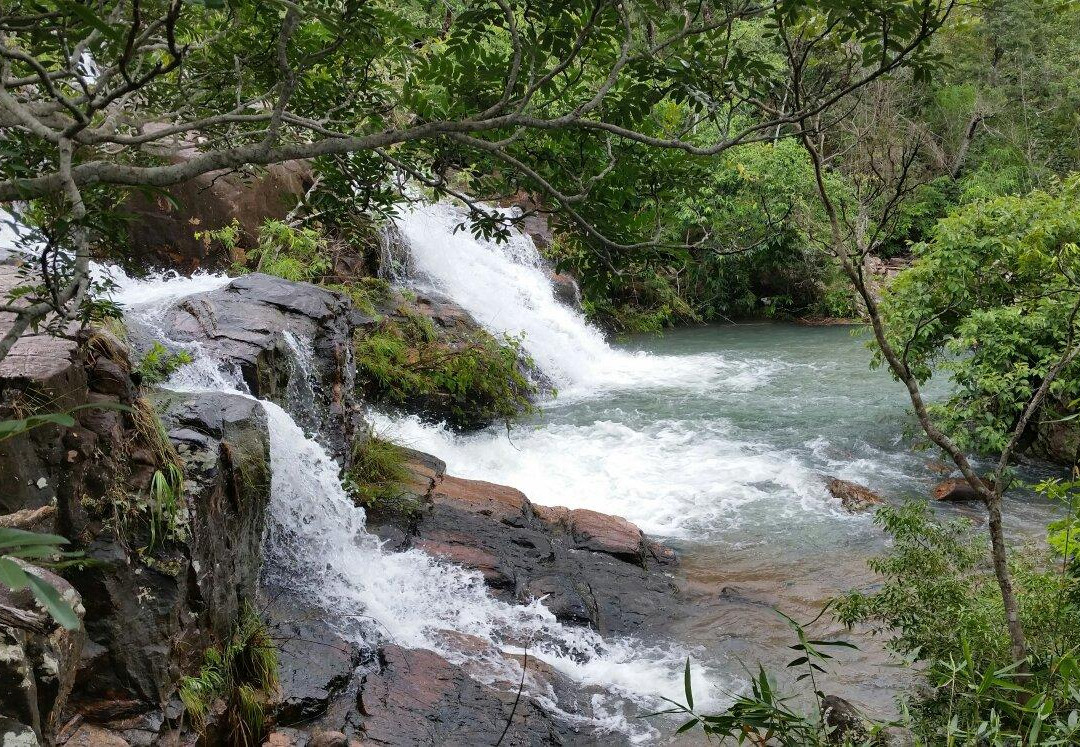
[373,202,1065,727]
[102,200,1066,743]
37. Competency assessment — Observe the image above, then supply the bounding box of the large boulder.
[68,391,272,718]
[155,273,362,461]
[122,161,312,273]
[0,565,85,746]
[368,449,680,636]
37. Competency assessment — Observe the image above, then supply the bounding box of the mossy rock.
[353,288,537,430]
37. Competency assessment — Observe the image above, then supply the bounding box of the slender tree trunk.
[950,112,982,180]
[797,129,1029,664]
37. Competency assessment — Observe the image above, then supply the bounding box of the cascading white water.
[386,201,848,539]
[392,201,744,397]
[108,268,724,742]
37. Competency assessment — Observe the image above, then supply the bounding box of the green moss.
[179,602,278,746]
[354,312,538,429]
[135,342,193,386]
[344,431,414,515]
[325,276,392,316]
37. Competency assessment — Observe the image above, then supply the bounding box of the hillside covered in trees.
[1,1,1078,745]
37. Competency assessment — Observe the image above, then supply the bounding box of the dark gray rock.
[69,391,272,712]
[356,645,607,746]
[267,597,364,725]
[0,564,85,746]
[156,273,361,461]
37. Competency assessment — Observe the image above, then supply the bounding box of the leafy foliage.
[877,175,1080,455]
[355,306,538,429]
[834,502,1080,742]
[179,602,278,746]
[645,608,869,745]
[0,528,81,631]
[135,343,193,387]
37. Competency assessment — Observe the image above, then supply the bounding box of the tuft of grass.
[345,430,413,514]
[135,342,193,386]
[179,602,278,746]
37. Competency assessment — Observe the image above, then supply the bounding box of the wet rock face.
[70,390,272,714]
[355,645,601,747]
[156,273,362,461]
[369,450,680,637]
[157,392,272,638]
[0,565,85,746]
[267,597,364,726]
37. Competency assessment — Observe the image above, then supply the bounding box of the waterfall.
[107,268,723,742]
[391,201,736,397]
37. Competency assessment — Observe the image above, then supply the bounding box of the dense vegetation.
[2,0,1079,743]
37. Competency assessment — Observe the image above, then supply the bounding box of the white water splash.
[111,269,727,741]
[385,201,848,538]
[393,201,742,398]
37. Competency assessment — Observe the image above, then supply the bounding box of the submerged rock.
[824,477,885,513]
[932,478,984,502]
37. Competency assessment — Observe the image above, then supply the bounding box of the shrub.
[179,602,278,746]
[355,309,538,429]
[834,501,1080,742]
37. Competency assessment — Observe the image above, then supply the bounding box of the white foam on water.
[370,411,842,539]
[385,201,850,538]
[111,268,727,740]
[392,201,754,398]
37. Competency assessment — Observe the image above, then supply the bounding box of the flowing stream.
[104,263,721,743]
[68,199,1065,739]
[377,201,1064,717]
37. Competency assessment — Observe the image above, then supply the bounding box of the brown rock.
[933,478,984,502]
[124,161,312,272]
[562,508,645,564]
[413,536,509,587]
[308,731,350,747]
[369,451,681,636]
[432,475,530,525]
[63,724,131,747]
[824,477,885,513]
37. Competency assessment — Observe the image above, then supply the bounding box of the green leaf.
[0,556,31,591]
[26,573,80,630]
[675,718,699,734]
[683,657,694,711]
[55,0,123,43]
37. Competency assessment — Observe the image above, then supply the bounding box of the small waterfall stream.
[104,265,722,742]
